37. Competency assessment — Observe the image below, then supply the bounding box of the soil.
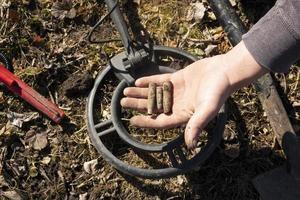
[61,71,93,97]
[0,0,299,200]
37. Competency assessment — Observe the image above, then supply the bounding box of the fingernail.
[135,79,141,86]
[123,88,128,95]
[120,98,126,106]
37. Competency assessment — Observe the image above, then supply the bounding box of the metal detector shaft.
[209,0,295,146]
[104,0,133,54]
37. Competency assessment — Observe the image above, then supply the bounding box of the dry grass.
[0,0,299,199]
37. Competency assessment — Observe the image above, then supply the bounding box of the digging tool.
[209,0,299,199]
[0,55,65,123]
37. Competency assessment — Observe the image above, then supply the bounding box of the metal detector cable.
[87,1,122,44]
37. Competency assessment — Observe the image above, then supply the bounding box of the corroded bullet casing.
[156,87,163,110]
[147,82,156,115]
[163,81,173,114]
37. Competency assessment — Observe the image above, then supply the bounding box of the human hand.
[121,41,267,149]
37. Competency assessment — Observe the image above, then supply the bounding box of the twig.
[179,22,198,48]
[65,56,86,67]
[187,37,220,44]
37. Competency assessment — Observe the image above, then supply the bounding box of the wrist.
[222,41,268,92]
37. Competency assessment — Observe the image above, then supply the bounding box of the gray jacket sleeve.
[242,0,300,73]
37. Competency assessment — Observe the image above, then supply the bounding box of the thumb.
[184,104,218,149]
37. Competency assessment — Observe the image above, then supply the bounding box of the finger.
[184,104,218,150]
[121,97,147,111]
[123,87,148,98]
[135,74,172,87]
[130,114,186,129]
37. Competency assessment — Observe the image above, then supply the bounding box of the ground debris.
[83,159,98,174]
[1,190,23,200]
[0,91,4,103]
[186,2,206,23]
[24,127,48,151]
[0,0,297,199]
[204,44,218,56]
[79,192,88,200]
[0,122,14,136]
[51,0,77,20]
[7,112,39,128]
[61,71,93,98]
[224,143,240,159]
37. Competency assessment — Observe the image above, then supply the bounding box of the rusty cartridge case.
[147,82,156,115]
[163,81,173,114]
[156,87,163,110]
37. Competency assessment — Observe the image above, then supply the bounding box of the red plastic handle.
[0,64,65,123]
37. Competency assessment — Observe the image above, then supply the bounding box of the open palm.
[121,55,232,149]
[121,41,267,149]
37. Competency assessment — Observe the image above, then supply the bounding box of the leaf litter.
[0,0,298,199]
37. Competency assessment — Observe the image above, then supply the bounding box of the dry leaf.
[57,170,64,181]
[0,147,9,188]
[177,175,186,185]
[79,193,88,200]
[33,132,48,150]
[229,0,237,7]
[133,0,141,5]
[0,91,3,103]
[83,159,98,174]
[186,2,206,23]
[66,8,76,19]
[2,191,22,200]
[207,11,216,21]
[7,112,39,128]
[223,129,236,141]
[204,44,218,56]
[0,122,13,136]
[0,175,9,187]
[25,129,49,150]
[51,0,77,20]
[102,109,111,119]
[40,156,51,165]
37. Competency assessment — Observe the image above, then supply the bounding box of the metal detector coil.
[86,0,227,179]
